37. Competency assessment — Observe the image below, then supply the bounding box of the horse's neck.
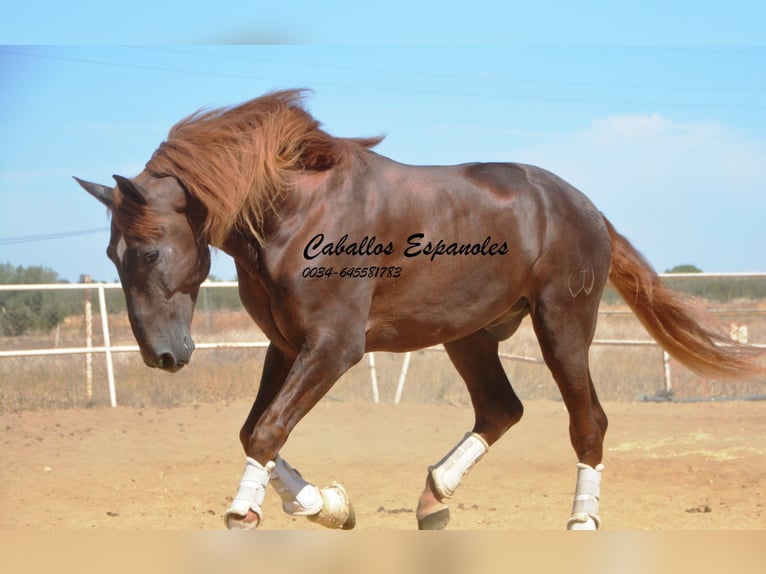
[220,230,261,276]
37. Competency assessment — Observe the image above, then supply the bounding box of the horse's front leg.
[237,343,294,454]
[225,343,290,529]
[225,332,364,530]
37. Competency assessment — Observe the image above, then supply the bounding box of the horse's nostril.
[159,352,177,370]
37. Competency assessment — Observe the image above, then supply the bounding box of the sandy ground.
[0,398,764,531]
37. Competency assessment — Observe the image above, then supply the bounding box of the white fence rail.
[1,274,765,407]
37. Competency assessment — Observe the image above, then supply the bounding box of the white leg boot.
[270,456,324,516]
[270,455,355,530]
[567,462,604,530]
[223,457,275,530]
[429,433,489,499]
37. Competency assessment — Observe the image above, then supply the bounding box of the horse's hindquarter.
[258,157,604,353]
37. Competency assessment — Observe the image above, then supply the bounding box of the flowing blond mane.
[145,89,382,245]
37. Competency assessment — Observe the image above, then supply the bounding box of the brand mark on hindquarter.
[568,263,595,298]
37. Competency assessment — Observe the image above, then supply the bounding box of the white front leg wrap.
[270,456,354,529]
[223,457,275,529]
[429,433,489,499]
[307,482,354,529]
[567,462,604,531]
[269,456,323,516]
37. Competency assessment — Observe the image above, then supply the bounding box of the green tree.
[0,263,79,336]
[665,264,703,273]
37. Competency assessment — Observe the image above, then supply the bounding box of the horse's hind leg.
[531,288,609,530]
[417,329,524,530]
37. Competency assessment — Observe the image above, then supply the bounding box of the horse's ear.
[113,175,148,206]
[74,177,114,208]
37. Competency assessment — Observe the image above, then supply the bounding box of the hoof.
[306,483,355,530]
[340,502,356,530]
[417,507,450,530]
[307,503,356,530]
[224,509,260,530]
[566,512,600,531]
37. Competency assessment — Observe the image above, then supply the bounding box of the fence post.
[662,351,672,396]
[97,285,117,407]
[84,275,93,403]
[367,352,379,403]
[394,351,412,404]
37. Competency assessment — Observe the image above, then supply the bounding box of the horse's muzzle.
[144,336,194,373]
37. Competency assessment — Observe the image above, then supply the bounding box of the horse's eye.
[144,250,160,264]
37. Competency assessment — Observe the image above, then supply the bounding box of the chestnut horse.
[76,89,763,530]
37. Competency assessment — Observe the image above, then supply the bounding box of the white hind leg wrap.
[567,462,604,531]
[223,457,275,529]
[269,456,324,516]
[429,432,489,499]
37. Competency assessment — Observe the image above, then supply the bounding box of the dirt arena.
[0,398,763,530]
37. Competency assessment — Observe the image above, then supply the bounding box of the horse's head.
[76,173,210,372]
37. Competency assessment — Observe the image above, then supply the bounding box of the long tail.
[604,217,764,380]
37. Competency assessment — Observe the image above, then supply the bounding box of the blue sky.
[1,3,765,282]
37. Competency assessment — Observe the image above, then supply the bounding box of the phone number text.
[301,266,403,279]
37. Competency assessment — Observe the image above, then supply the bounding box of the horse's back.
[460,161,603,218]
[362,154,613,294]
[353,157,613,348]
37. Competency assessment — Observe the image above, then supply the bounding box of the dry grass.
[1,302,765,413]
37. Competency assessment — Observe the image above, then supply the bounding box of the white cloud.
[523,114,763,193]
[507,114,766,272]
